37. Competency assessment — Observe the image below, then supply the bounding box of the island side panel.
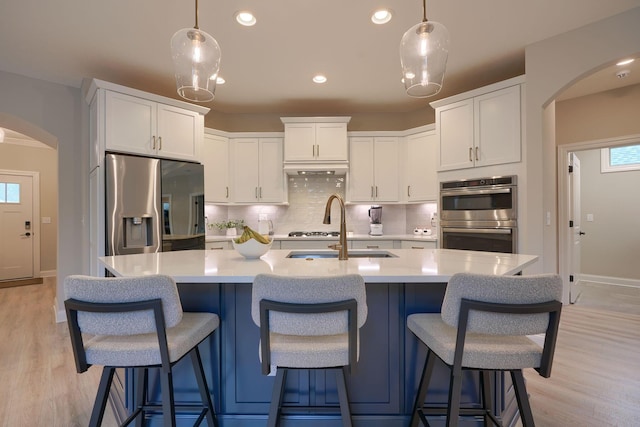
[314,282,403,414]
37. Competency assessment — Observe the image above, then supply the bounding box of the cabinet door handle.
[209,246,224,250]
[312,145,316,157]
[226,187,229,198]
[158,136,162,151]
[366,245,379,249]
[407,185,411,197]
[475,146,479,161]
[469,147,473,162]
[371,186,374,198]
[375,186,378,197]
[152,136,156,150]
[316,144,319,158]
[259,187,263,198]
[411,246,425,250]
[255,187,258,199]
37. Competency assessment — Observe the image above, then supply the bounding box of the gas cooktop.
[288,231,340,237]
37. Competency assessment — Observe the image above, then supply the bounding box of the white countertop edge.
[206,234,438,242]
[99,249,538,284]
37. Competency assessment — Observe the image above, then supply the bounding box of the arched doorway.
[0,114,58,285]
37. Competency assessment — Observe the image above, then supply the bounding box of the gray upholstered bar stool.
[251,273,368,427]
[64,275,219,427]
[407,273,563,427]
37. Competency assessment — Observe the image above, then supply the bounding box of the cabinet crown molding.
[280,116,351,124]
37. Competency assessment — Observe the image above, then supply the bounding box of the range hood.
[283,162,349,175]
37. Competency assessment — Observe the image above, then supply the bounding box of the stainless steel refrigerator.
[105,153,205,256]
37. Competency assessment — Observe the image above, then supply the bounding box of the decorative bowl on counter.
[232,238,273,259]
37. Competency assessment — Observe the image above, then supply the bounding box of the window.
[0,182,21,203]
[601,144,640,173]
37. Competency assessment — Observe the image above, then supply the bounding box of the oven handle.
[442,227,512,235]
[441,188,512,197]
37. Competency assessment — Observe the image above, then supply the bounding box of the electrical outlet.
[586,214,594,222]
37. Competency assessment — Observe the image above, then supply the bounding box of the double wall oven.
[440,176,517,253]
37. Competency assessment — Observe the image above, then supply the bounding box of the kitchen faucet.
[323,193,349,260]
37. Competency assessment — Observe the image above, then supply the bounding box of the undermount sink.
[286,250,398,259]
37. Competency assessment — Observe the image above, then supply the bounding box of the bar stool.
[64,274,219,427]
[251,273,368,427]
[407,273,562,427]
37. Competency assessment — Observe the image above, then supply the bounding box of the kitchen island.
[99,248,537,427]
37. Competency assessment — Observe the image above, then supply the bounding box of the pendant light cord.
[422,0,428,23]
[194,0,200,29]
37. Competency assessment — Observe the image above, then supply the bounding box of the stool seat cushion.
[260,331,360,369]
[407,313,542,370]
[84,312,219,367]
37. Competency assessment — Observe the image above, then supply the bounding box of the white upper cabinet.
[348,136,399,202]
[432,78,523,171]
[405,131,438,202]
[102,88,204,163]
[232,137,285,204]
[202,133,229,203]
[281,117,350,163]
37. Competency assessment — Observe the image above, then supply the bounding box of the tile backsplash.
[205,175,437,236]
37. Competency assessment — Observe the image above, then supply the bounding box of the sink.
[286,250,397,259]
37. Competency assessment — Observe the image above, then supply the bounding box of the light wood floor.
[0,277,117,427]
[523,281,640,426]
[0,278,638,426]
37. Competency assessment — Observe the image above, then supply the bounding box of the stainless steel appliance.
[105,153,205,256]
[439,176,517,253]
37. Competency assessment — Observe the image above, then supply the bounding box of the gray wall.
[574,149,640,280]
[0,70,86,316]
[0,143,58,273]
[525,6,640,301]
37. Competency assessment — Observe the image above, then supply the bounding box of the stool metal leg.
[511,370,536,427]
[160,369,177,427]
[446,364,464,427]
[134,368,147,427]
[190,347,218,427]
[480,370,493,426]
[336,367,353,427]
[267,368,287,427]
[410,349,437,427]
[90,367,115,427]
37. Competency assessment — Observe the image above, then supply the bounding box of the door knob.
[21,232,31,237]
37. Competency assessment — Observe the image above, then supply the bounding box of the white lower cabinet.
[400,240,437,249]
[352,240,395,250]
[232,137,284,203]
[279,240,337,250]
[206,241,231,250]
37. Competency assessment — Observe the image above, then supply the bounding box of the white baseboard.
[40,269,57,277]
[580,274,640,289]
[54,297,67,323]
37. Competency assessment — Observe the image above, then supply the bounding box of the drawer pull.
[366,245,379,249]
[411,246,425,250]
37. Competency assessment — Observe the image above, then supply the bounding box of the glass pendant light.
[170,0,221,102]
[400,0,449,97]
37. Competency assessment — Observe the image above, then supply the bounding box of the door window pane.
[6,183,20,203]
[0,182,21,203]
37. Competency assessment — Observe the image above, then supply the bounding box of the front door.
[0,173,34,281]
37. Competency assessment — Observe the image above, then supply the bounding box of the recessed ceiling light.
[235,11,256,26]
[371,9,393,24]
[616,58,635,66]
[313,75,327,84]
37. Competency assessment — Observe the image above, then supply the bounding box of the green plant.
[211,219,244,230]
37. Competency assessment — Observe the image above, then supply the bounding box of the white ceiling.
[0,0,639,117]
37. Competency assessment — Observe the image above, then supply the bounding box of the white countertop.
[205,233,438,242]
[99,248,537,284]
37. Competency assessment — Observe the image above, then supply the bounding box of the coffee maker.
[368,206,383,235]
